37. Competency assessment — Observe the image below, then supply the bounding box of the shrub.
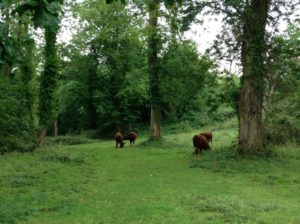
[0,136,35,154]
[46,135,96,146]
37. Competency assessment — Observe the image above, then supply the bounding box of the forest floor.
[1,122,300,224]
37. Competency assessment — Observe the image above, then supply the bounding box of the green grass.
[1,123,300,224]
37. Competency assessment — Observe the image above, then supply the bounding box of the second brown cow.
[123,132,137,146]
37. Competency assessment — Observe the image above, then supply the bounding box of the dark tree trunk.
[238,0,271,154]
[148,0,161,140]
[38,27,59,146]
[54,120,58,137]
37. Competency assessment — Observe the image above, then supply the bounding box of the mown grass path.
[1,128,300,224]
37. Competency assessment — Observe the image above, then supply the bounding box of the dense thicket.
[265,23,300,144]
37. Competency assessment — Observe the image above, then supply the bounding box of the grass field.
[1,122,300,224]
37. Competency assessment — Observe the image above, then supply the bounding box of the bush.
[265,85,300,144]
[0,136,35,154]
[266,116,300,144]
[46,135,96,146]
[211,104,236,121]
[163,120,193,134]
[0,79,35,154]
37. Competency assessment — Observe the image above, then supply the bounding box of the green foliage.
[266,84,300,144]
[54,0,241,136]
[58,1,148,133]
[159,43,239,125]
[265,23,300,144]
[14,0,63,31]
[0,23,19,67]
[159,42,212,118]
[0,2,39,153]
[0,78,35,153]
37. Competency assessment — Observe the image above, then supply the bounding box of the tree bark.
[148,0,161,139]
[38,128,47,147]
[38,26,59,146]
[150,107,161,139]
[238,0,271,154]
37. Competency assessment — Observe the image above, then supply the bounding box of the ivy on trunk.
[238,0,271,154]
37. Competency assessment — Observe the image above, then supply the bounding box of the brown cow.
[199,131,212,143]
[123,132,137,146]
[193,134,210,157]
[115,132,125,148]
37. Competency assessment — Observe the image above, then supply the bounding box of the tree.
[58,0,148,134]
[237,0,271,154]
[147,0,161,139]
[159,41,213,119]
[38,24,60,145]
[147,0,185,139]
[205,0,299,154]
[15,0,64,145]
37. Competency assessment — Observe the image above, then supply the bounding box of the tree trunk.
[238,0,271,154]
[150,107,161,139]
[238,79,265,153]
[54,120,58,137]
[38,26,59,146]
[148,0,161,140]
[38,128,47,147]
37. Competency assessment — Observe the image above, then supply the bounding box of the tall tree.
[107,0,185,139]
[237,0,271,154]
[15,0,64,145]
[38,24,60,145]
[147,0,161,139]
[203,0,299,154]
